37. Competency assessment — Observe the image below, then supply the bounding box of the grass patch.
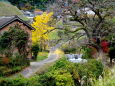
[0,2,29,21]
[0,2,22,16]
[37,52,48,61]
[92,67,115,86]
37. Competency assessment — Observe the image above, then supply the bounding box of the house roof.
[0,16,35,30]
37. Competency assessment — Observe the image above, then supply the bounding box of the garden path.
[14,43,62,78]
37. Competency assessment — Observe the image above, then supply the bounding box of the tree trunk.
[97,50,107,65]
[110,58,112,66]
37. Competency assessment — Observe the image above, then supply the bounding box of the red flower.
[101,40,109,53]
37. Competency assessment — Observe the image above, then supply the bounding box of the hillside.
[0,2,25,18]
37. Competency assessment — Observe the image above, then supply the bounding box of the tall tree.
[48,0,115,48]
[31,12,54,49]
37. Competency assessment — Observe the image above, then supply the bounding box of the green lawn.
[0,2,22,16]
[37,52,48,61]
[0,2,29,21]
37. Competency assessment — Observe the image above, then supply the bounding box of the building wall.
[0,21,32,59]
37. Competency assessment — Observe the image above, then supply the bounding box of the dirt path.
[13,43,63,78]
[19,52,58,78]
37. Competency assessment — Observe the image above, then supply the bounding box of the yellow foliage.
[54,49,65,58]
[31,12,54,43]
[38,52,48,56]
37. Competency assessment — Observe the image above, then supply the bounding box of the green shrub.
[49,58,76,72]
[39,69,75,86]
[0,53,29,77]
[0,66,12,77]
[49,58,103,86]
[0,58,104,86]
[82,46,93,59]
[11,66,22,72]
[0,25,29,58]
[92,67,115,86]
[74,59,103,86]
[9,53,30,67]
[63,48,76,54]
[75,60,103,78]
[0,66,24,77]
[0,77,29,86]
[32,44,40,60]
[0,76,42,86]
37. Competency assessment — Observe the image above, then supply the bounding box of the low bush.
[11,66,22,72]
[75,59,103,78]
[0,77,29,86]
[8,53,29,67]
[92,67,115,86]
[32,44,40,60]
[0,66,12,77]
[48,58,104,86]
[0,55,29,77]
[39,69,75,86]
[0,58,104,86]
[63,48,77,54]
[74,60,103,86]
[82,46,93,59]
[0,53,29,77]
[0,66,24,77]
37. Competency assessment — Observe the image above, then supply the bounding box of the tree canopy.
[48,0,115,47]
[7,0,54,10]
[31,12,54,49]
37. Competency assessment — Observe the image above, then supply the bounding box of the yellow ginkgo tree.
[31,12,54,49]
